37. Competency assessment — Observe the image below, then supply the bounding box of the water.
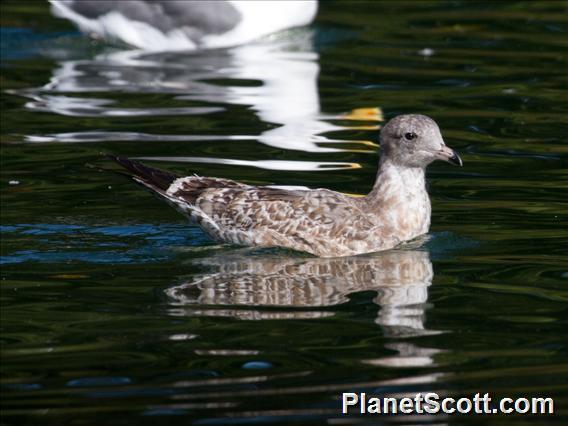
[1,1,567,423]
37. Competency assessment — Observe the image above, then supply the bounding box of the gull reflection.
[17,32,379,154]
[166,248,443,368]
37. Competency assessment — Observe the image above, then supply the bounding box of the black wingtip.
[109,156,179,191]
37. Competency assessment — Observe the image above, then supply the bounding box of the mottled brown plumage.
[111,114,462,257]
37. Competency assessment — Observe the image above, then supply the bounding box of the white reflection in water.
[166,249,443,368]
[21,93,223,117]
[25,132,250,143]
[136,156,361,171]
[17,32,379,153]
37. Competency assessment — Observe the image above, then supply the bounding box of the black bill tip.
[449,151,463,167]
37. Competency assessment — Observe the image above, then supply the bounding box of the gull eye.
[404,132,417,141]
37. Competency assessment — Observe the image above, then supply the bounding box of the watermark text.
[342,392,554,415]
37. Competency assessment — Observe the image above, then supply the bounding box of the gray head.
[380,114,462,168]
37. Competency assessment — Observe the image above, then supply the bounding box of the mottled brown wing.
[111,158,378,255]
[193,186,310,226]
[168,176,252,204]
[194,186,375,255]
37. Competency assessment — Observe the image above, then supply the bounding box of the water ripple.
[0,223,207,265]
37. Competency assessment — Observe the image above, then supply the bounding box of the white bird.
[111,115,463,257]
[49,0,318,51]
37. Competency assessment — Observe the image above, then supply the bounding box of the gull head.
[379,114,462,168]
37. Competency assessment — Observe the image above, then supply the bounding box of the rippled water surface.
[1,1,567,424]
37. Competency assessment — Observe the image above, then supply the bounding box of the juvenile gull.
[111,114,462,257]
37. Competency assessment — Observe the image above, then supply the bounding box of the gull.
[49,0,318,51]
[111,114,462,257]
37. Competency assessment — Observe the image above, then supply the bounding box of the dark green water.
[1,1,567,424]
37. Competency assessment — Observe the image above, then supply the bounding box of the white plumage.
[49,0,318,51]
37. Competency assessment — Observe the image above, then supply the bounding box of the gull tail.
[109,156,179,193]
[109,156,223,238]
